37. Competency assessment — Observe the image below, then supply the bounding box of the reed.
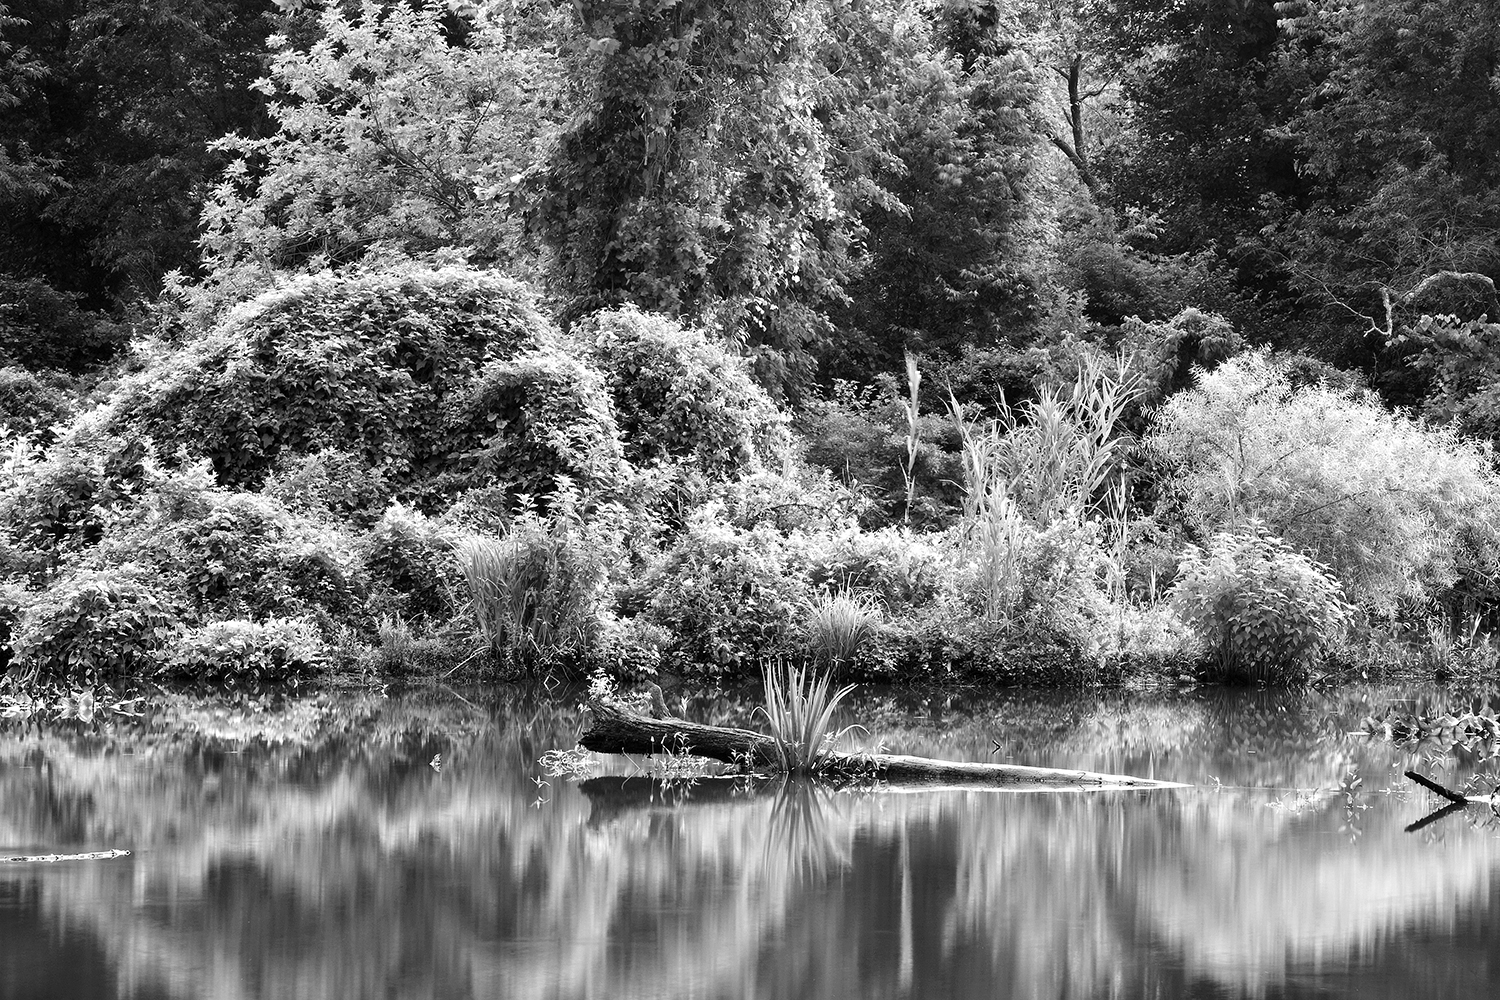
[758,660,859,774]
[456,524,589,667]
[807,589,882,670]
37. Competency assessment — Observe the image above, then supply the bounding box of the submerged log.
[579,701,1184,789]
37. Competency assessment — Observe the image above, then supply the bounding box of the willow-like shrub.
[1148,350,1500,613]
[1170,526,1352,683]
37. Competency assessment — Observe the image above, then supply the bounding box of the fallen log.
[579,701,1185,789]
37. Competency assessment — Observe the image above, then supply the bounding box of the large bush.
[8,566,180,685]
[96,469,366,624]
[639,514,813,672]
[0,421,154,581]
[1170,526,1352,683]
[112,266,557,491]
[451,346,625,498]
[1147,350,1500,613]
[576,307,789,474]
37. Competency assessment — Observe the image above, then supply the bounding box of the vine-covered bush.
[801,527,948,609]
[358,504,459,623]
[8,566,180,684]
[640,515,813,672]
[161,617,328,684]
[576,306,789,473]
[112,265,558,490]
[0,423,154,580]
[1170,526,1352,683]
[101,472,365,623]
[453,346,624,498]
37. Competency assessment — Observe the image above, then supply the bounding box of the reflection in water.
[0,685,1497,999]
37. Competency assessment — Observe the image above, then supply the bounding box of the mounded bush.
[8,566,180,685]
[575,306,789,473]
[0,422,154,581]
[111,265,558,491]
[1170,526,1352,683]
[451,345,625,498]
[639,514,813,672]
[99,470,365,623]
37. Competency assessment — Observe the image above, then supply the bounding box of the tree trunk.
[578,701,1184,788]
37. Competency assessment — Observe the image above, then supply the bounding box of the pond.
[1,682,1497,1000]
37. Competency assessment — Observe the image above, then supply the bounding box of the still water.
[1,683,1497,1000]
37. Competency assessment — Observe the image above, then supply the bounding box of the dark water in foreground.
[1,683,1498,1000]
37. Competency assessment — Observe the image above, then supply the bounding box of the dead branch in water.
[578,701,1185,789]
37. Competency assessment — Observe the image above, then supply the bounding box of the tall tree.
[527,0,856,393]
[200,0,565,287]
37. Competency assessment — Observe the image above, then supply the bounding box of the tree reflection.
[0,684,1497,1000]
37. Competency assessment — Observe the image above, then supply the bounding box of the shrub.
[641,515,813,672]
[1170,526,1353,683]
[593,615,672,679]
[111,265,557,490]
[1117,307,1241,404]
[262,449,395,525]
[358,504,459,623]
[161,617,328,684]
[8,566,179,685]
[100,471,365,623]
[800,527,949,610]
[455,518,605,669]
[1147,350,1500,613]
[0,422,155,580]
[0,368,76,437]
[576,306,790,473]
[451,345,624,498]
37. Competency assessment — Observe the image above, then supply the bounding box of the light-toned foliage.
[1148,350,1500,613]
[201,0,564,279]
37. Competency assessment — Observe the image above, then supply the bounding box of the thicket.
[7,0,1500,688]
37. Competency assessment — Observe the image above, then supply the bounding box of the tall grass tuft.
[948,352,1141,527]
[807,589,882,671]
[456,521,593,668]
[758,660,859,773]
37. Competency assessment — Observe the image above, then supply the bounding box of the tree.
[527,0,857,394]
[201,0,565,287]
[1263,0,1500,365]
[0,0,273,304]
[820,0,1047,373]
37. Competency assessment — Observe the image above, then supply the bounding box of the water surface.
[2,683,1497,1000]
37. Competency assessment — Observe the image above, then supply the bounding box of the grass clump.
[456,519,598,670]
[758,660,859,773]
[807,589,882,671]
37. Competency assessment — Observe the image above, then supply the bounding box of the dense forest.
[3,0,1500,689]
